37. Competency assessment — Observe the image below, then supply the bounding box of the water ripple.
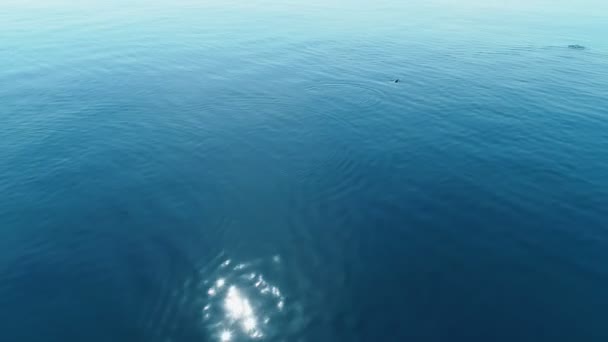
[201,256,296,341]
[305,81,389,109]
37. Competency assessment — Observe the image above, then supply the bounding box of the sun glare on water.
[203,257,286,341]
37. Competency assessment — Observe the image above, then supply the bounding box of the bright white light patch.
[220,330,232,342]
[224,286,260,337]
[225,286,254,319]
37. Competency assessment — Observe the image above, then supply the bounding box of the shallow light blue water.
[1,1,608,341]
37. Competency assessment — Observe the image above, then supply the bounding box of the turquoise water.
[1,1,608,341]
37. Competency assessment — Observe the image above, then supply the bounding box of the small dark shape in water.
[394,79,400,83]
[568,44,585,50]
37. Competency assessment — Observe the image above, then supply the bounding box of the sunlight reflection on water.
[203,257,285,341]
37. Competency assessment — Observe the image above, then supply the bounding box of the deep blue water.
[2,0,608,341]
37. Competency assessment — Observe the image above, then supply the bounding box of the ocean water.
[1,0,608,341]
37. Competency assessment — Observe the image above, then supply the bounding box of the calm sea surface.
[1,0,608,341]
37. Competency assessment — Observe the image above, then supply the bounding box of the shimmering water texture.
[204,257,286,341]
[1,0,608,341]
